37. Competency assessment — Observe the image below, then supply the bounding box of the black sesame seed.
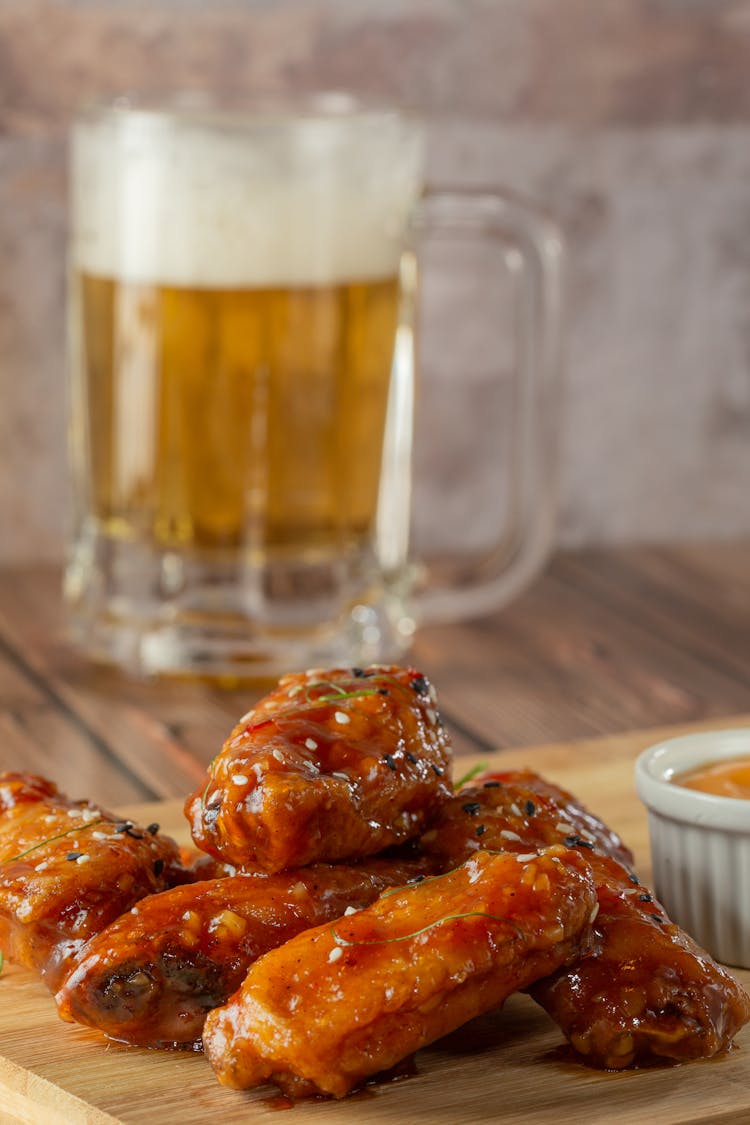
[638,893,653,903]
[146,823,160,836]
[383,753,397,772]
[405,752,419,765]
[351,667,365,677]
[462,802,481,816]
[483,780,501,788]
[153,858,165,877]
[628,871,640,885]
[475,824,486,837]
[431,764,444,777]
[66,851,82,862]
[409,875,426,884]
[113,821,132,834]
[411,675,429,696]
[378,688,390,696]
[124,827,144,839]
[650,913,663,924]
[524,800,536,816]
[563,834,594,850]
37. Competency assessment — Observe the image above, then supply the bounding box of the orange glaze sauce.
[675,757,750,799]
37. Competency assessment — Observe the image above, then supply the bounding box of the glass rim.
[75,90,419,131]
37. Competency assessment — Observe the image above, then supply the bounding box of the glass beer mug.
[64,95,561,678]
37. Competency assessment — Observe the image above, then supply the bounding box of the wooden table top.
[1,541,750,806]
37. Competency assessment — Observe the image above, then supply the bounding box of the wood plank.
[1,716,749,1124]
[0,569,253,799]
[557,546,750,687]
[419,549,750,749]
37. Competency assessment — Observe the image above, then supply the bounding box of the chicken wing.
[419,768,750,1068]
[203,846,597,1098]
[55,854,436,1048]
[0,771,185,991]
[420,767,633,867]
[185,666,452,871]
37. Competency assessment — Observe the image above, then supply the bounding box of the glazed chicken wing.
[185,666,452,872]
[55,854,436,1048]
[531,851,750,1068]
[420,768,750,1068]
[203,846,597,1098]
[0,772,185,991]
[420,766,633,867]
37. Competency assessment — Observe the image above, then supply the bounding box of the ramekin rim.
[635,728,750,832]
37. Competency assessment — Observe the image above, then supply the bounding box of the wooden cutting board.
[2,718,750,1125]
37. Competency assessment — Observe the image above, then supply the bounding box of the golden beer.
[65,101,422,674]
[72,273,399,554]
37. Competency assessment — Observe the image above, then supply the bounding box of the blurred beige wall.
[2,0,750,564]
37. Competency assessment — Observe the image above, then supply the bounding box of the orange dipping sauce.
[676,756,750,799]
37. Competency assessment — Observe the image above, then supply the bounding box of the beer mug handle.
[409,190,563,625]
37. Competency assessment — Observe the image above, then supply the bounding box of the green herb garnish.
[454,762,488,790]
[330,910,524,948]
[3,819,104,864]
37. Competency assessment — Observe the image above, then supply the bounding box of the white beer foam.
[72,109,423,288]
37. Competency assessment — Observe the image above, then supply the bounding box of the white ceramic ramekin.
[635,728,750,969]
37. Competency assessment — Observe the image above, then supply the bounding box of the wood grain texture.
[1,721,749,1124]
[3,547,750,806]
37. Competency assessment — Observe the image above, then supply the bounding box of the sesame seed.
[510,803,522,818]
[475,824,486,837]
[232,774,249,785]
[153,858,165,877]
[334,711,350,725]
[91,831,108,841]
[524,800,536,816]
[76,854,90,865]
[431,764,444,777]
[351,667,365,677]
[344,906,357,916]
[328,946,343,963]
[66,851,83,862]
[146,823,159,835]
[462,802,481,816]
[272,749,285,762]
[405,752,418,764]
[331,771,350,782]
[628,871,640,885]
[589,902,600,923]
[515,852,537,862]
[425,708,437,725]
[411,675,429,696]
[483,780,501,789]
[383,753,397,771]
[638,893,653,903]
[80,808,98,823]
[555,822,575,835]
[305,738,318,751]
[239,710,254,722]
[500,830,522,842]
